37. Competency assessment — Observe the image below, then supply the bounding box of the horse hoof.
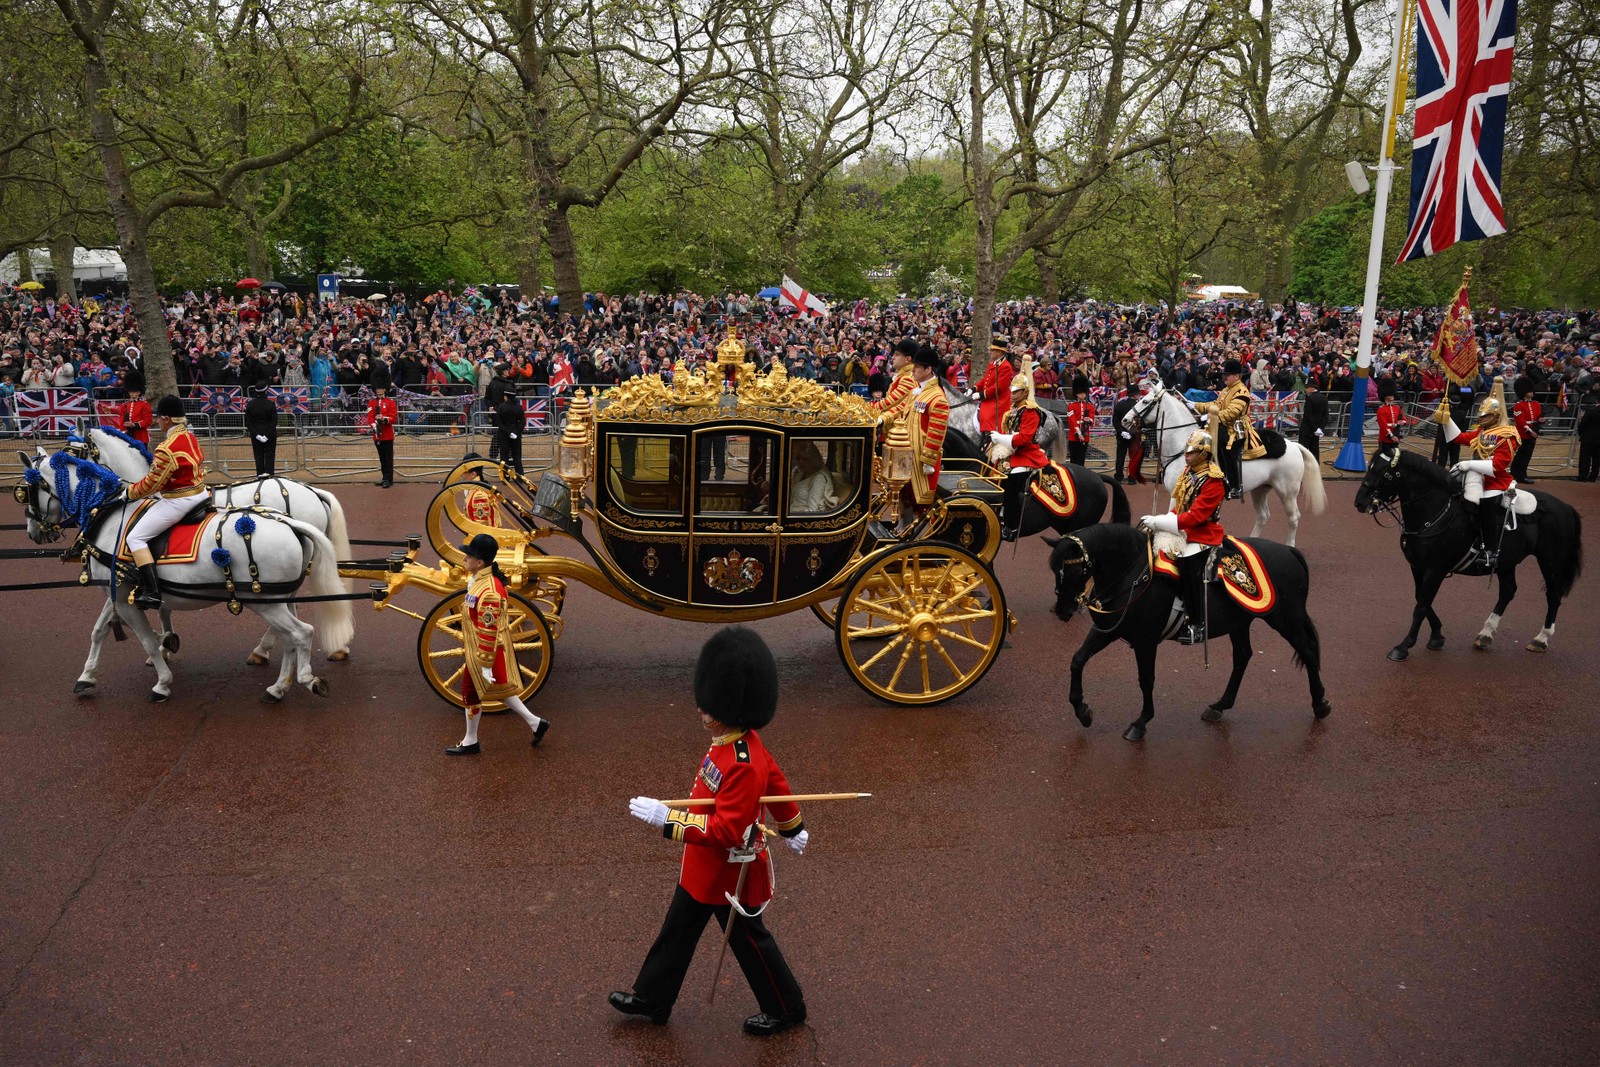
[1387,647,1409,662]
[73,681,96,697]
[1313,699,1333,720]
[1201,705,1224,723]
[1073,704,1093,728]
[1526,640,1548,654]
[326,650,349,662]
[161,633,180,654]
[310,678,331,698]
[1122,723,1146,742]
[246,653,270,666]
[1473,634,1493,651]
[148,689,169,703]
[260,690,284,704]
[1426,636,1446,650]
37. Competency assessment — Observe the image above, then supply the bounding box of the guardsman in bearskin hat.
[1435,387,1521,569]
[905,344,951,510]
[967,337,1015,434]
[366,365,398,488]
[1193,358,1263,499]
[1510,376,1542,484]
[987,359,1048,541]
[445,533,550,755]
[1375,379,1411,449]
[123,395,206,610]
[613,627,809,1037]
[870,338,919,421]
[458,453,500,528]
[1138,430,1226,645]
[119,369,152,447]
[1064,374,1096,467]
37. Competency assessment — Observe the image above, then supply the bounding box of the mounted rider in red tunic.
[1138,429,1226,645]
[123,395,207,610]
[967,339,1015,434]
[1436,390,1521,569]
[986,358,1048,542]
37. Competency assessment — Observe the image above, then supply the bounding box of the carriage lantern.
[558,389,593,518]
[882,420,915,524]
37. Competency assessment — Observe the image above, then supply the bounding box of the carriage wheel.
[834,543,1005,706]
[416,590,554,711]
[810,600,838,627]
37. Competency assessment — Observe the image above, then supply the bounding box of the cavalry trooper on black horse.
[984,359,1050,542]
[124,395,207,611]
[1046,427,1329,741]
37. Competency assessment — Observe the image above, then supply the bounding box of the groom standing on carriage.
[1192,359,1263,499]
[123,395,207,611]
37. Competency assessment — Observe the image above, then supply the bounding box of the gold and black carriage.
[355,329,1012,707]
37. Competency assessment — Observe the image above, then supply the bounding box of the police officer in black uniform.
[495,392,526,475]
[244,384,278,476]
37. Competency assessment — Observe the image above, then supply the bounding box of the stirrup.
[1177,624,1205,645]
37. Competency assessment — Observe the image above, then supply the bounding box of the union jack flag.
[520,396,548,429]
[268,386,310,414]
[1250,391,1301,431]
[195,385,243,414]
[1396,0,1519,262]
[15,388,89,435]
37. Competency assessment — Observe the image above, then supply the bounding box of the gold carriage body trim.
[596,348,876,429]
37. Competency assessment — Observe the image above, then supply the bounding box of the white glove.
[1119,431,1131,440]
[509,433,518,440]
[1463,460,1494,475]
[922,464,935,474]
[1141,513,1180,534]
[1314,429,1323,437]
[629,796,668,828]
[966,390,980,401]
[784,829,809,855]
[480,667,494,683]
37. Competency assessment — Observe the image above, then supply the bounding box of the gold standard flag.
[1431,269,1480,385]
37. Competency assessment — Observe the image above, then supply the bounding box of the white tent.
[1195,284,1255,302]
[0,247,128,284]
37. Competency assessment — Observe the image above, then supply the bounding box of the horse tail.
[1546,502,1583,599]
[1286,544,1320,671]
[1101,474,1131,524]
[281,516,355,654]
[1299,444,1327,515]
[311,486,353,587]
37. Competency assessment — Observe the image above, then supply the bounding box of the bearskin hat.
[370,363,391,390]
[1377,379,1396,400]
[1515,377,1534,399]
[694,626,779,730]
[1072,374,1091,396]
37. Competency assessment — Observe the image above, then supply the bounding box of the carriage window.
[607,435,684,514]
[695,431,780,515]
[788,438,862,515]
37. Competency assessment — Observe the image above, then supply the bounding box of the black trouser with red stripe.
[632,884,804,1015]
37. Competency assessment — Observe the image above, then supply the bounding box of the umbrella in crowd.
[367,293,387,301]
[261,280,287,291]
[757,286,782,299]
[18,281,44,291]
[237,277,261,289]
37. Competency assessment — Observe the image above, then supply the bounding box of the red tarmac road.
[2,479,1598,1065]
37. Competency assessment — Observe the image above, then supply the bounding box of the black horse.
[1353,446,1583,659]
[1046,524,1331,740]
[941,425,1130,536]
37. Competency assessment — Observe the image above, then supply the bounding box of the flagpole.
[1334,0,1415,473]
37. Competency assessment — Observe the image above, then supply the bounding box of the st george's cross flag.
[1396,0,1519,263]
[779,275,829,318]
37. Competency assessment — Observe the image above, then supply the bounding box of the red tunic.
[1512,399,1541,439]
[1375,402,1409,446]
[1172,468,1226,546]
[461,571,513,703]
[972,358,1014,433]
[1065,400,1096,443]
[662,730,804,907]
[999,405,1048,469]
[128,426,206,498]
[1456,425,1519,492]
[121,399,153,445]
[463,485,499,527]
[366,397,398,441]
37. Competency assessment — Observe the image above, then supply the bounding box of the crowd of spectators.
[3,283,1598,434]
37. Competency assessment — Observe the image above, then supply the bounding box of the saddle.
[1153,535,1277,614]
[1026,462,1079,518]
[1257,428,1289,459]
[112,498,218,565]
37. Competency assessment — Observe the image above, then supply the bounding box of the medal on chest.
[698,753,723,793]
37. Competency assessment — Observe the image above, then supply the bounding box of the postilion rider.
[1434,392,1521,569]
[123,395,207,611]
[1137,430,1226,645]
[984,361,1048,542]
[445,533,550,755]
[612,626,809,1037]
[1192,358,1263,499]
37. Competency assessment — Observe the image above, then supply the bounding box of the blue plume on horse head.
[23,466,41,486]
[48,451,125,527]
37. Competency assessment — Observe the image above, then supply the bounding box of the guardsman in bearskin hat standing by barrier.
[1510,377,1541,484]
[1138,430,1226,645]
[123,395,207,610]
[967,337,1014,434]
[870,338,919,421]
[905,344,950,514]
[987,361,1048,541]
[445,533,550,755]
[119,369,152,447]
[1375,379,1411,449]
[366,366,398,487]
[612,626,809,1037]
[1193,358,1263,499]
[1064,374,1096,467]
[1435,387,1521,569]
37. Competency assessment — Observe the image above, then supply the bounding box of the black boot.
[133,563,163,610]
[744,1004,807,1036]
[608,991,670,1025]
[1176,555,1208,644]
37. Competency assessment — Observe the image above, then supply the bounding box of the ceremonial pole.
[1334,0,1415,473]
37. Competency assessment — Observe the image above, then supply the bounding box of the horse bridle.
[1054,533,1154,632]
[17,457,66,542]
[1363,448,1454,537]
[1130,386,1202,483]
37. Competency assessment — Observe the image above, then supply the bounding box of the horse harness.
[1057,533,1157,633]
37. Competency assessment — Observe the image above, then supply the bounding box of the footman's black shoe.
[531,719,550,747]
[445,742,481,756]
[744,1005,807,1036]
[608,991,670,1025]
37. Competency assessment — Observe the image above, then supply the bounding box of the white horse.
[940,379,1061,450]
[18,449,353,702]
[1121,376,1326,546]
[81,427,353,662]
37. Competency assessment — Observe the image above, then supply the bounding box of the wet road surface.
[2,479,1598,1065]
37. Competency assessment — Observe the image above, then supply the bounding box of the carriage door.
[689,427,782,607]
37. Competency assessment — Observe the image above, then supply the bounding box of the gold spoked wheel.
[834,543,1005,706]
[416,590,553,711]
